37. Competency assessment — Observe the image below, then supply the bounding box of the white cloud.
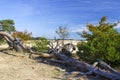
[71,27,88,33]
[69,24,88,33]
[115,24,120,29]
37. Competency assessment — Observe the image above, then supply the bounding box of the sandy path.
[0,51,63,80]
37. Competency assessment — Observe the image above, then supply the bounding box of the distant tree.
[0,19,16,33]
[12,29,32,42]
[56,26,70,45]
[77,16,120,66]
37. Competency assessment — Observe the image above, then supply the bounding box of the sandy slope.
[0,51,63,80]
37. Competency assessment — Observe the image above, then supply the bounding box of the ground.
[1,43,118,80]
[0,44,90,80]
[0,50,64,80]
[0,51,92,80]
[0,41,81,80]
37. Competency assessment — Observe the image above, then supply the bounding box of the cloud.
[71,27,88,33]
[0,0,120,39]
[69,23,88,33]
[115,24,120,29]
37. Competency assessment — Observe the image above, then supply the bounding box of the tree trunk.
[27,45,120,80]
[54,52,120,80]
[0,32,23,53]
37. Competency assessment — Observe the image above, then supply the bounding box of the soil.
[0,44,107,80]
[0,50,65,80]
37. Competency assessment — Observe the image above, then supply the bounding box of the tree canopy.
[77,16,120,66]
[0,19,16,33]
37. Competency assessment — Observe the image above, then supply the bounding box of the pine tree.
[77,16,120,66]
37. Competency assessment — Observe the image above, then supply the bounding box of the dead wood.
[53,52,120,80]
[1,32,119,80]
[32,38,120,80]
[0,32,14,41]
[25,47,52,58]
[96,59,120,75]
[0,32,23,53]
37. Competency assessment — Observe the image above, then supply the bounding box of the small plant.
[33,37,50,52]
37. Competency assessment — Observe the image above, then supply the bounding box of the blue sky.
[0,0,120,39]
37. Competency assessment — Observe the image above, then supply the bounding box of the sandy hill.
[0,51,64,80]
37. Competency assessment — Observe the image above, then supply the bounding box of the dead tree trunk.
[0,32,23,53]
[53,52,120,80]
[1,33,119,80]
[96,59,120,75]
[23,38,120,80]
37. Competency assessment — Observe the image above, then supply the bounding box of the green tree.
[77,16,120,66]
[0,19,16,33]
[56,26,70,45]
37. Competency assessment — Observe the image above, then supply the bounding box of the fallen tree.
[25,39,120,80]
[53,53,120,80]
[0,31,23,53]
[0,31,120,80]
[25,48,120,79]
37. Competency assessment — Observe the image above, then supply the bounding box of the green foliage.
[33,37,50,52]
[77,16,120,66]
[0,19,16,33]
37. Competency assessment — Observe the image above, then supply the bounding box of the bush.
[12,29,32,42]
[33,37,50,52]
[77,16,120,66]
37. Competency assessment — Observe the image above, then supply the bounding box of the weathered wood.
[4,36,13,47]
[54,52,120,80]
[97,59,120,75]
[48,59,68,64]
[0,32,14,41]
[0,32,23,53]
[25,47,52,58]
[1,31,119,79]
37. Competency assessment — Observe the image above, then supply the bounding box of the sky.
[0,0,120,39]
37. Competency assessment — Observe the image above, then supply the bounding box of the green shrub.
[77,16,120,66]
[33,37,49,52]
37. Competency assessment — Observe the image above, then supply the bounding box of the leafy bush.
[77,16,120,66]
[33,37,49,52]
[12,29,32,41]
